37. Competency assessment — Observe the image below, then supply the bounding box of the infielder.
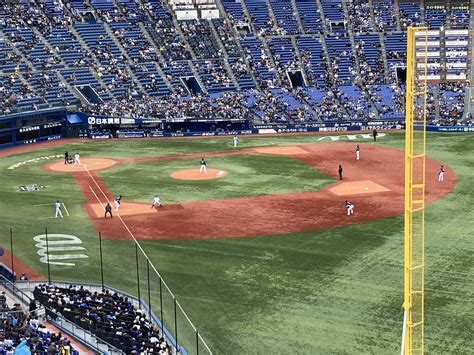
[338,164,343,180]
[151,195,163,208]
[346,200,354,216]
[356,145,360,160]
[114,195,122,211]
[74,152,81,165]
[55,200,63,218]
[232,136,239,148]
[64,151,69,165]
[438,165,445,182]
[199,158,207,173]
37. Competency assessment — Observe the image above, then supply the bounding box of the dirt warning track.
[65,143,456,240]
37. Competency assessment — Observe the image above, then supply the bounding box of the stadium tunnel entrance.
[181,76,204,95]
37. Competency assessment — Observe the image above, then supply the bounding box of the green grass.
[0,132,473,354]
[99,154,335,203]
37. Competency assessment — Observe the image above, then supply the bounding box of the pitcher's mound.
[46,158,118,173]
[171,168,229,180]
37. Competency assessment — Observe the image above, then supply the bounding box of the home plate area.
[329,180,391,196]
[45,158,118,172]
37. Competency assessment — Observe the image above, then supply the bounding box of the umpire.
[105,203,113,218]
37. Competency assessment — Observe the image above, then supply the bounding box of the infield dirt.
[170,168,229,180]
[61,142,456,240]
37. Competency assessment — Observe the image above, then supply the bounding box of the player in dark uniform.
[338,165,343,180]
[64,151,69,165]
[199,158,207,173]
[373,129,378,142]
[105,203,113,218]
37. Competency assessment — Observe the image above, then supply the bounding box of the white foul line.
[83,167,176,294]
[82,165,209,350]
[62,202,70,216]
[88,185,105,211]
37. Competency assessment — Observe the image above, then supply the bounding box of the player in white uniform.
[346,200,354,216]
[114,195,122,211]
[438,165,445,182]
[355,145,360,160]
[55,200,63,218]
[199,158,207,173]
[232,136,239,148]
[151,195,163,208]
[74,153,81,165]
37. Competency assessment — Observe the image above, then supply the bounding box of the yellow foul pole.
[402,26,428,355]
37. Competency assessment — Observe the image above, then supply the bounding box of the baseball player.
[199,158,207,173]
[346,200,354,216]
[356,145,360,160]
[74,152,81,165]
[373,129,378,142]
[338,164,343,180]
[64,151,69,165]
[114,195,122,211]
[105,203,113,218]
[232,136,239,148]
[55,200,63,218]
[151,195,163,208]
[438,165,445,182]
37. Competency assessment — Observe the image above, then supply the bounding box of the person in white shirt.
[115,195,122,211]
[74,152,81,165]
[29,317,40,331]
[346,200,354,216]
[438,165,445,182]
[55,200,63,218]
[151,195,163,208]
[232,135,239,148]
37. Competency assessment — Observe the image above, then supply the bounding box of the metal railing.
[5,224,213,355]
[0,275,121,355]
[20,280,183,355]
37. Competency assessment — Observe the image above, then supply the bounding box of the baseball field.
[0,131,472,354]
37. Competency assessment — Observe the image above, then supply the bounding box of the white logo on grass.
[33,234,88,266]
[8,155,63,170]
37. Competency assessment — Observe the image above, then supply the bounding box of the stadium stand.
[33,283,173,354]
[0,287,80,354]
[0,0,470,124]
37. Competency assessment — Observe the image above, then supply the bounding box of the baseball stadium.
[0,1,473,354]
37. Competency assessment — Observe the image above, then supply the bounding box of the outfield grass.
[99,154,335,203]
[0,132,472,354]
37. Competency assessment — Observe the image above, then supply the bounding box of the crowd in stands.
[437,82,466,125]
[33,283,173,354]
[0,0,470,125]
[0,291,78,354]
[81,91,250,120]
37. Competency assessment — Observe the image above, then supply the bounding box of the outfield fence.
[4,227,212,355]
